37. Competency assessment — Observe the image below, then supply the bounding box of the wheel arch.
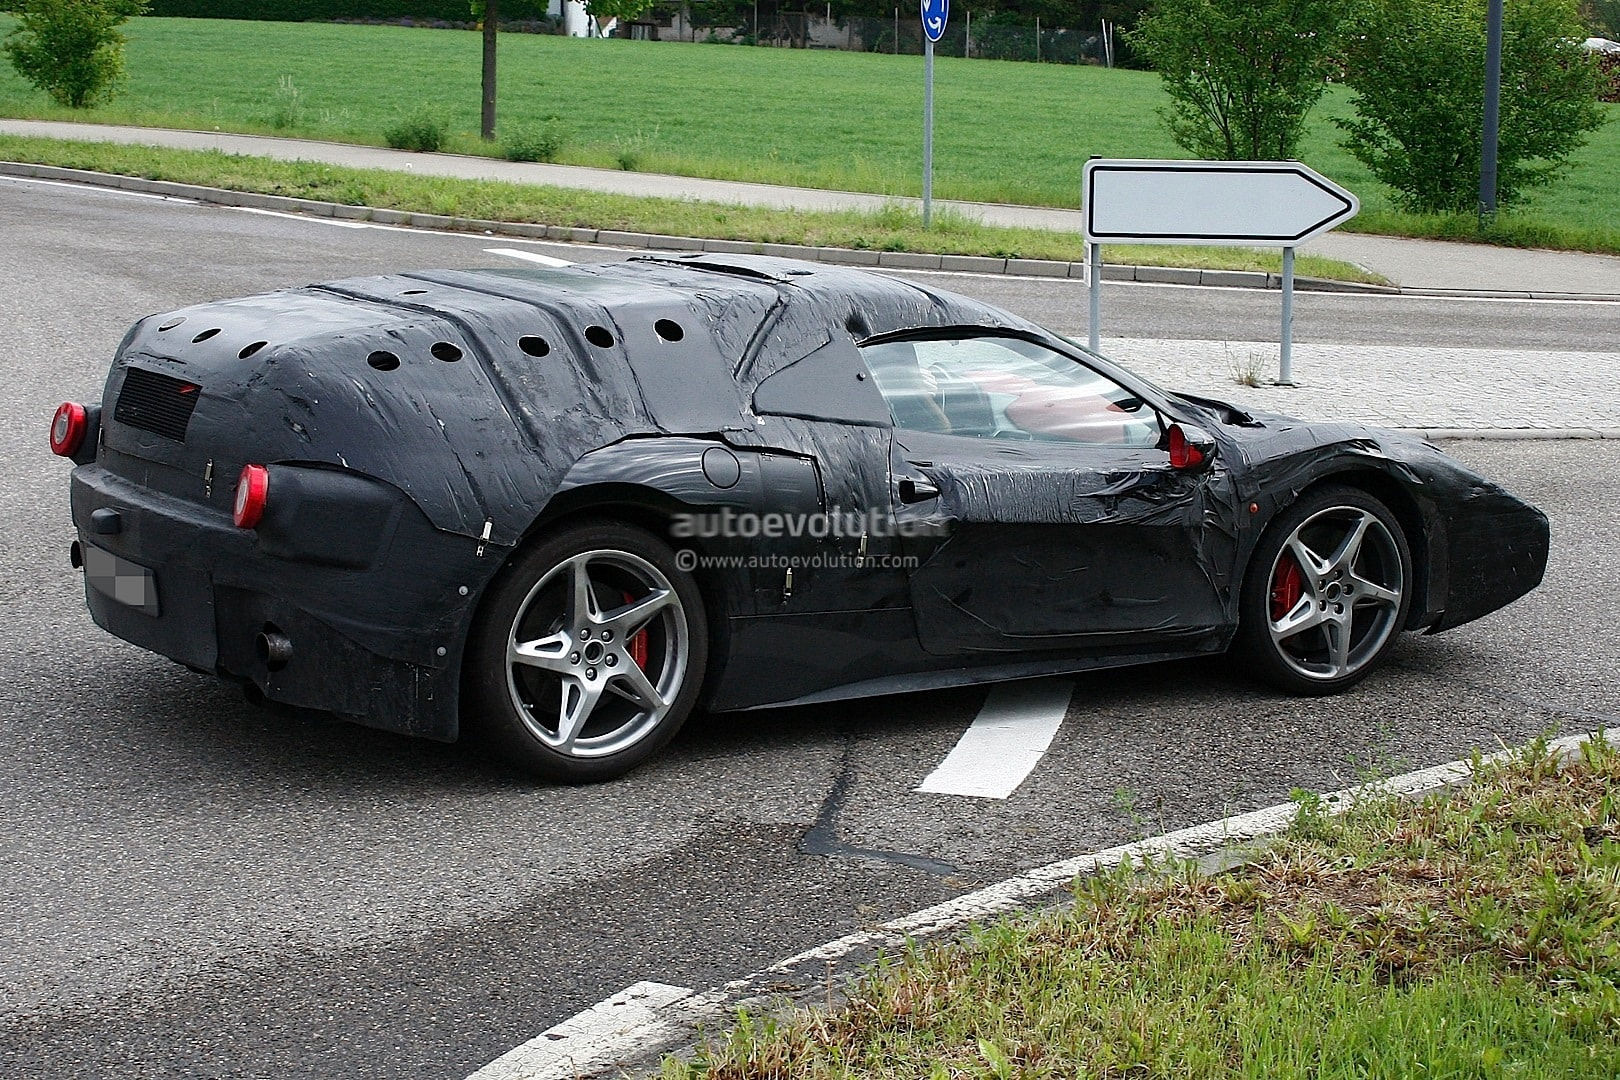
[468,481,736,710]
[1282,467,1438,630]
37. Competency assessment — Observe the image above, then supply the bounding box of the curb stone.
[5,158,1417,295]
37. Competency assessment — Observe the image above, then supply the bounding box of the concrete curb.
[1,159,1406,295]
[467,732,1599,1079]
[1416,427,1620,440]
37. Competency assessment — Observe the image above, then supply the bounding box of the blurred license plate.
[84,544,159,616]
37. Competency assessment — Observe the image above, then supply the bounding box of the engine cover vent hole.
[519,335,550,357]
[431,341,463,363]
[584,325,615,349]
[367,350,401,371]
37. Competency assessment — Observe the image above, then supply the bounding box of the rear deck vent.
[114,367,201,442]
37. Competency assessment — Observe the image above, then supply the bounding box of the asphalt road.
[2,177,1616,1079]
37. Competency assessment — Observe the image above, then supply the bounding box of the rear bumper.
[69,463,500,740]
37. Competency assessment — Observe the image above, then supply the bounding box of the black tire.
[1232,485,1413,696]
[465,520,707,783]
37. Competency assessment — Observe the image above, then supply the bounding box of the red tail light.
[1167,424,1205,470]
[50,402,88,457]
[233,464,270,529]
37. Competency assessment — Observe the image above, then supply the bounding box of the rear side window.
[858,335,1161,447]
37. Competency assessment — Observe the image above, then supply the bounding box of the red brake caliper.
[623,591,649,670]
[1270,554,1304,622]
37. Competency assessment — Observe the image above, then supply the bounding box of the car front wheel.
[1233,485,1413,695]
[465,520,707,783]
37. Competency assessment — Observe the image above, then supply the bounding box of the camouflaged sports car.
[53,255,1549,782]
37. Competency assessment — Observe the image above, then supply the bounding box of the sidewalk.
[1104,339,1620,436]
[7,118,1620,296]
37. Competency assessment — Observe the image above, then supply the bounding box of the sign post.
[1082,159,1359,384]
[920,0,948,227]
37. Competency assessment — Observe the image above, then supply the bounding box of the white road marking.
[465,981,694,1080]
[230,205,373,229]
[485,247,575,267]
[0,174,196,203]
[914,679,1075,799]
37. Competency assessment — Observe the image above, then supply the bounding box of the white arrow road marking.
[914,679,1075,799]
[465,981,694,1080]
[484,247,575,267]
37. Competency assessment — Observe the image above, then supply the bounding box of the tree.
[2,0,148,109]
[1129,0,1349,160]
[1340,0,1605,213]
[469,0,499,140]
[583,0,655,20]
[1580,0,1620,37]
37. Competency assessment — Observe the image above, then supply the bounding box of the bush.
[1129,0,1349,160]
[266,74,303,130]
[383,112,447,152]
[1340,0,1607,214]
[500,117,567,162]
[2,0,148,109]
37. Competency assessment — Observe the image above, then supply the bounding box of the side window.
[857,335,1162,447]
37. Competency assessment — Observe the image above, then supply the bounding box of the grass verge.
[668,734,1620,1079]
[0,135,1384,282]
[0,18,1615,254]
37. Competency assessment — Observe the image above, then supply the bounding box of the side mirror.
[1166,423,1216,472]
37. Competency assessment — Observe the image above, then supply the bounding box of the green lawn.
[669,736,1620,1078]
[1,17,1617,251]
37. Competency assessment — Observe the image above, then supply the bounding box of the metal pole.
[1088,242,1102,353]
[894,7,899,53]
[923,38,934,228]
[965,9,970,58]
[1035,16,1040,63]
[1278,246,1296,386]
[1480,0,1503,220]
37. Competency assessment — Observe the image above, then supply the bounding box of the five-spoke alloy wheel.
[1234,486,1413,695]
[466,521,707,782]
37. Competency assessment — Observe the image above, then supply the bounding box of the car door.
[859,330,1230,658]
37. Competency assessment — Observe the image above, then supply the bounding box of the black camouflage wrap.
[66,255,1549,739]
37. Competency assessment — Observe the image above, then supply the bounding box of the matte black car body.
[64,254,1549,742]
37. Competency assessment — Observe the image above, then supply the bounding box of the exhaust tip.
[255,626,293,672]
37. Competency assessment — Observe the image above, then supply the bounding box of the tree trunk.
[481,0,499,141]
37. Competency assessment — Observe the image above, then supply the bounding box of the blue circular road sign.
[921,0,949,42]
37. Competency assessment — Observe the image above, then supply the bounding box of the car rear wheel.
[465,520,707,783]
[1233,485,1413,696]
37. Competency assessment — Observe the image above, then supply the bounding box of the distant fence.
[145,1,1132,66]
[647,4,1120,65]
[145,1,552,20]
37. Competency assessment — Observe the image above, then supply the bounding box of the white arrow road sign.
[1083,159,1359,246]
